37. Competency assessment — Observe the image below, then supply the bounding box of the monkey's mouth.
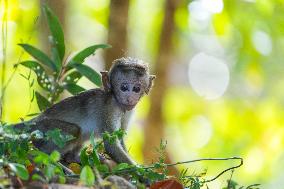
[121,103,136,110]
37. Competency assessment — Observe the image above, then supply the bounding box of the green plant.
[30,150,66,183]
[78,130,168,187]
[222,179,261,189]
[1,120,255,188]
[17,5,110,112]
[0,122,72,185]
[78,131,244,188]
[0,123,30,182]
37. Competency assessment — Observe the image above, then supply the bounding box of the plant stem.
[110,156,243,184]
[58,162,75,175]
[0,0,8,121]
[147,156,243,183]
[0,14,38,121]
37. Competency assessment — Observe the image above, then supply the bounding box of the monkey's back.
[35,88,117,139]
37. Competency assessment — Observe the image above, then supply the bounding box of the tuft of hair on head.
[109,57,149,77]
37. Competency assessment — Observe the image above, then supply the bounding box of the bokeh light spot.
[244,148,264,174]
[188,1,211,21]
[201,0,224,14]
[186,115,213,149]
[188,53,230,100]
[252,30,272,56]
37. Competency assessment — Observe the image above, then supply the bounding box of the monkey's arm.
[120,139,127,151]
[104,138,136,165]
[120,111,133,151]
[102,110,136,165]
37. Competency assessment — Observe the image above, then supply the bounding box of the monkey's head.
[101,57,156,110]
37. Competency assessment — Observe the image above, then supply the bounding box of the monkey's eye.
[120,84,129,92]
[133,86,141,93]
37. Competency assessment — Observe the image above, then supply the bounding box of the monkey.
[14,57,156,166]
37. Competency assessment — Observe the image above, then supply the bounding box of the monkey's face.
[111,70,149,110]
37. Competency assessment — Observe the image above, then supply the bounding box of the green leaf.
[20,61,52,91]
[50,151,60,162]
[144,170,165,181]
[63,71,82,84]
[31,150,50,165]
[43,5,65,61]
[30,78,35,87]
[58,175,66,184]
[89,132,100,166]
[64,83,85,95]
[113,128,126,139]
[51,47,62,71]
[80,165,95,187]
[44,164,56,180]
[31,174,46,182]
[97,164,109,173]
[45,129,75,148]
[31,90,35,102]
[35,91,51,111]
[67,44,111,67]
[80,147,89,166]
[18,44,57,71]
[26,113,40,117]
[8,163,29,180]
[113,163,130,172]
[72,64,102,86]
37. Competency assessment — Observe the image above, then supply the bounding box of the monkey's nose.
[127,97,134,104]
[127,97,131,103]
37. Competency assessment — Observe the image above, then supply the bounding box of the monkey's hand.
[104,138,136,165]
[103,139,153,186]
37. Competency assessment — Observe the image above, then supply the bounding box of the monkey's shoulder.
[43,88,112,115]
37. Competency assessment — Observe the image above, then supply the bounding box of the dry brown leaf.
[68,163,81,174]
[26,164,35,174]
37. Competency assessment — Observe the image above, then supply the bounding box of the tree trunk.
[105,0,129,69]
[143,0,179,175]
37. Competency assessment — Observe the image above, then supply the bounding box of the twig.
[202,157,243,183]
[109,156,243,184]
[149,156,243,183]
[93,167,104,186]
[58,162,75,176]
[227,169,235,188]
[246,183,261,189]
[154,157,242,168]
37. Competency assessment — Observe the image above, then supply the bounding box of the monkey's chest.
[80,118,101,140]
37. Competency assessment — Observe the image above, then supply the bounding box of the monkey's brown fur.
[15,57,155,165]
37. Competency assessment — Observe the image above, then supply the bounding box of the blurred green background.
[1,0,284,188]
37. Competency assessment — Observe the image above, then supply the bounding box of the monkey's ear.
[100,71,111,92]
[145,75,156,94]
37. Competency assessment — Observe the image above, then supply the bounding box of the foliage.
[45,128,75,148]
[178,169,205,189]
[0,120,257,188]
[79,130,169,186]
[0,122,72,186]
[80,165,95,186]
[75,133,258,188]
[16,4,110,112]
[222,179,261,189]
